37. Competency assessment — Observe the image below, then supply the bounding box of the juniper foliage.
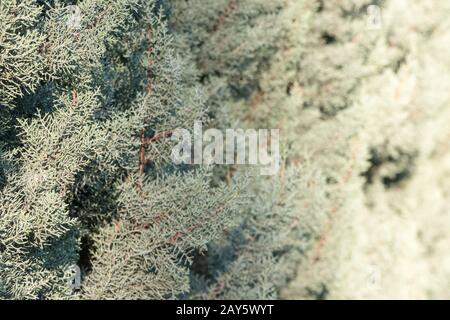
[2,0,450,300]
[0,0,243,299]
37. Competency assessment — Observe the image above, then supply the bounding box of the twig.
[71,90,78,108]
[142,130,173,145]
[210,0,237,33]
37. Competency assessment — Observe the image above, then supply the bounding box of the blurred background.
[172,0,450,299]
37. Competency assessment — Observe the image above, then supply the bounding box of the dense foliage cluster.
[1,0,450,299]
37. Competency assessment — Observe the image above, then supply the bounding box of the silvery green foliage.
[189,165,326,300]
[3,0,450,301]
[170,0,332,299]
[0,0,44,108]
[0,0,242,299]
[169,0,286,127]
[82,170,245,299]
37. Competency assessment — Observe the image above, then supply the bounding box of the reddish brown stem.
[71,90,78,108]
[142,130,173,145]
[139,129,146,176]
[313,207,338,263]
[145,28,154,93]
[210,0,237,33]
